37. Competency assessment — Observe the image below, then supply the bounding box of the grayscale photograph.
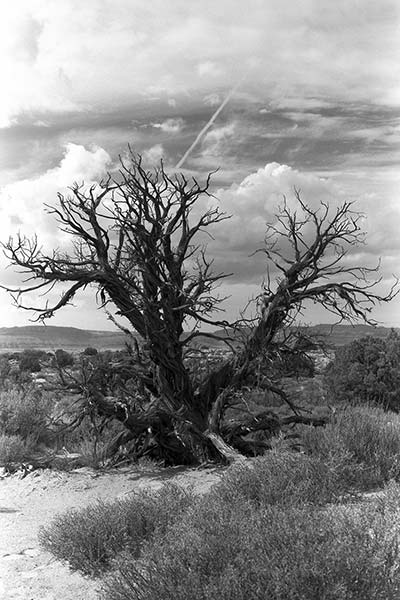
[0,1,399,598]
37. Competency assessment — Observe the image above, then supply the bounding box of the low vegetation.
[0,386,54,469]
[39,483,195,577]
[210,450,343,507]
[103,486,400,600]
[0,432,33,470]
[0,140,398,598]
[300,404,400,489]
[0,387,52,442]
[324,330,400,410]
[39,453,400,600]
[2,331,400,599]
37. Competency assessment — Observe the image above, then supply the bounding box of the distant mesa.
[300,323,399,347]
[0,325,128,352]
[0,323,397,352]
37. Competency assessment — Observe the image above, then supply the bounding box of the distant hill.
[0,323,397,353]
[209,323,399,348]
[0,326,128,352]
[302,324,399,347]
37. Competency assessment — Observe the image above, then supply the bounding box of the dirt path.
[0,464,224,600]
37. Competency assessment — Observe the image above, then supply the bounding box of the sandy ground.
[0,463,224,600]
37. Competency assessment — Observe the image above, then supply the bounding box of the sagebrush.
[39,482,195,576]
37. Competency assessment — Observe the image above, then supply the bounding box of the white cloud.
[201,123,236,157]
[2,0,398,126]
[152,118,185,134]
[202,161,399,301]
[142,144,165,165]
[0,143,111,244]
[1,154,398,327]
[32,120,51,127]
[197,61,222,78]
[2,149,395,291]
[272,98,336,111]
[206,163,346,282]
[204,94,221,107]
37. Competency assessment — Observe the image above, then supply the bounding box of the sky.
[0,0,399,331]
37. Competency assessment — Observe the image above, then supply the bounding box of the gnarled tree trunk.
[3,153,396,465]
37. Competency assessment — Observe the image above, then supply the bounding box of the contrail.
[175,78,244,170]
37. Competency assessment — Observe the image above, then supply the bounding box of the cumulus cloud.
[0,142,115,326]
[2,155,341,289]
[1,153,398,327]
[0,143,111,244]
[0,142,112,330]
[205,163,346,283]
[142,144,165,165]
[200,161,399,314]
[201,123,236,157]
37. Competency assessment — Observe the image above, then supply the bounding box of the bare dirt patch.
[0,464,224,600]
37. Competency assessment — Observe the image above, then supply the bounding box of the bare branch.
[2,152,397,465]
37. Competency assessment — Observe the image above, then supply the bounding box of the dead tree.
[198,193,397,435]
[2,152,397,463]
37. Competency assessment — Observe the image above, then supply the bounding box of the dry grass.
[102,480,400,600]
[39,482,195,576]
[212,450,344,507]
[300,404,400,489]
[0,432,33,469]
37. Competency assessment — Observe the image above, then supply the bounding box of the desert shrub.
[39,452,347,578]
[76,431,121,469]
[0,433,33,469]
[0,357,11,385]
[83,347,98,356]
[103,483,400,600]
[212,450,344,507]
[325,331,400,410]
[19,349,42,373]
[39,482,195,576]
[0,387,52,444]
[270,349,315,378]
[53,349,74,368]
[52,409,123,454]
[300,404,400,488]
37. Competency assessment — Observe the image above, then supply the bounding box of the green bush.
[212,450,344,507]
[300,404,400,489]
[0,387,52,444]
[103,482,400,600]
[39,483,195,576]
